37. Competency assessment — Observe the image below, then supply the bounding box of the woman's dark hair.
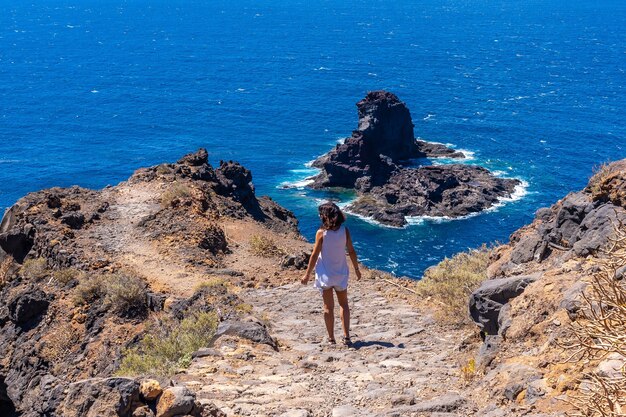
[318,202,346,230]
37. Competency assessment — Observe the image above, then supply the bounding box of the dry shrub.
[20,258,49,281]
[116,311,218,377]
[53,268,82,285]
[0,257,13,289]
[588,160,626,207]
[155,164,172,175]
[161,182,192,207]
[40,320,80,363]
[194,277,228,292]
[563,219,626,417]
[416,245,492,326]
[249,234,285,258]
[73,272,147,318]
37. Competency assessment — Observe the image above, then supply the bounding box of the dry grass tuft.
[0,257,14,289]
[20,258,49,281]
[194,277,228,292]
[161,182,192,207]
[73,272,147,318]
[563,219,626,416]
[53,268,82,285]
[249,234,285,258]
[40,320,80,363]
[116,311,218,377]
[416,245,492,326]
[588,160,626,208]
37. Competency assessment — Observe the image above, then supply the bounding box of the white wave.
[407,178,529,226]
[367,72,377,77]
[90,89,98,93]
[343,207,405,229]
[279,178,315,189]
[314,66,330,71]
[336,137,346,144]
[423,114,435,121]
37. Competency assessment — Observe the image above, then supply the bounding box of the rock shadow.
[351,340,399,350]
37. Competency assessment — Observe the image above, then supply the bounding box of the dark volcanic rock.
[61,212,85,230]
[8,288,50,326]
[469,273,541,335]
[59,377,141,417]
[308,91,518,225]
[347,165,521,227]
[210,320,278,351]
[178,148,209,166]
[310,91,464,191]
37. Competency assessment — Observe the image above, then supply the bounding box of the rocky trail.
[177,281,478,417]
[83,182,205,296]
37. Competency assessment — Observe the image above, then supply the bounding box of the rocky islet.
[308,90,521,227]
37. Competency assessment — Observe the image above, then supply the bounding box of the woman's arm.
[301,229,324,285]
[346,228,362,280]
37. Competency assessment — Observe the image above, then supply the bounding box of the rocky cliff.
[459,160,626,415]
[310,91,520,227]
[0,149,307,417]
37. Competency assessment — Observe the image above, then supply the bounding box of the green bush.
[116,312,218,377]
[417,245,492,326]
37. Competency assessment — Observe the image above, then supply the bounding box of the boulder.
[411,393,465,413]
[61,212,86,230]
[281,251,311,270]
[59,377,141,417]
[156,386,195,417]
[8,288,50,325]
[139,379,162,402]
[469,274,541,335]
[210,320,278,350]
[0,223,35,264]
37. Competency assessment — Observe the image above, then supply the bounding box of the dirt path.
[85,182,204,295]
[178,280,473,417]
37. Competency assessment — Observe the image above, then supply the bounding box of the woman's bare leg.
[322,289,335,341]
[336,289,350,338]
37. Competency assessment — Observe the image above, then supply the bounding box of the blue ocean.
[1,1,624,278]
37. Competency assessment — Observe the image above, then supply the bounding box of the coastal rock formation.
[348,164,520,226]
[309,91,520,227]
[0,149,306,417]
[453,160,626,413]
[310,91,464,190]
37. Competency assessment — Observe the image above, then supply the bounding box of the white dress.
[314,226,349,291]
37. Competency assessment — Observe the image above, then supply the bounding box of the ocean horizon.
[1,0,624,278]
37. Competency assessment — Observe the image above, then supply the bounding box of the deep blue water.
[1,1,624,278]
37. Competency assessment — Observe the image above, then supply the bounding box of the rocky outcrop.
[469,273,541,336]
[310,91,464,191]
[308,91,520,227]
[348,165,520,227]
[0,149,306,416]
[458,160,626,412]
